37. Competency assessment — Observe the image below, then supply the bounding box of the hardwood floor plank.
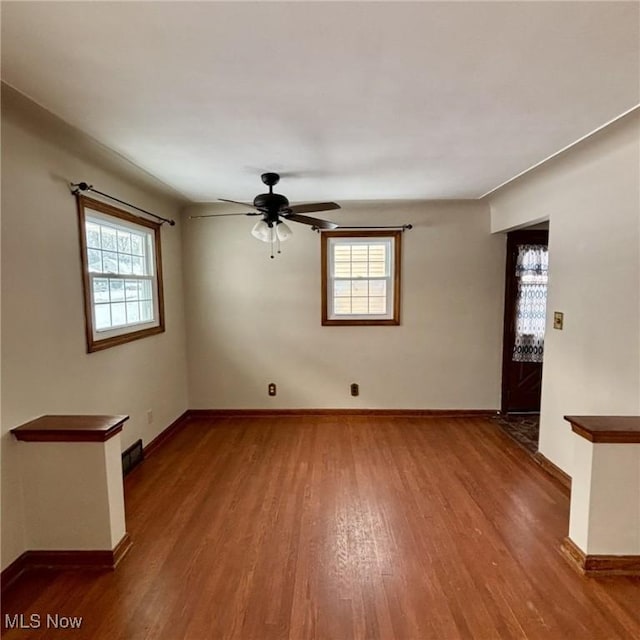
[2,416,639,639]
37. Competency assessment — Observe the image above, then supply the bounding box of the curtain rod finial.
[70,181,92,193]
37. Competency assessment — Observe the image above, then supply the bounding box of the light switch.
[553,311,564,330]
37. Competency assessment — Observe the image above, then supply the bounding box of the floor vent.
[122,439,144,476]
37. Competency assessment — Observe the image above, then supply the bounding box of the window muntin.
[322,230,401,326]
[77,196,164,351]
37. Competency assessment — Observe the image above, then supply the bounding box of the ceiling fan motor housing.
[253,192,289,212]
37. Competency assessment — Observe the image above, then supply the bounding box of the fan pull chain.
[270,233,274,259]
[277,234,281,255]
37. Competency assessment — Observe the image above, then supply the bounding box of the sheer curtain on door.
[512,245,548,363]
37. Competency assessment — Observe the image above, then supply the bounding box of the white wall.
[490,111,640,474]
[183,200,505,410]
[569,439,640,555]
[1,89,189,569]
[19,438,125,551]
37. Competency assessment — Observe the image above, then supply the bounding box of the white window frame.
[77,196,165,352]
[321,230,402,326]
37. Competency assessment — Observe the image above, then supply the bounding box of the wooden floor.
[2,415,639,639]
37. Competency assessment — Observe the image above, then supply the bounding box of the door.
[501,230,549,414]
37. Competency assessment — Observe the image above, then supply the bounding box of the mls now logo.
[5,613,83,630]
[5,614,41,629]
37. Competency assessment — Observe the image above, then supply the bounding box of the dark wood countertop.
[564,415,640,443]
[11,415,129,442]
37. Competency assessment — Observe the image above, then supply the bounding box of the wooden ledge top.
[11,415,129,443]
[564,415,640,443]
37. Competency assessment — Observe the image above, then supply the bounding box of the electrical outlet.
[350,383,359,397]
[146,410,153,424]
[268,383,277,397]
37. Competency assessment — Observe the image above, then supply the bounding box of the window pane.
[118,253,132,275]
[369,261,386,277]
[334,298,351,314]
[145,237,155,276]
[110,279,125,302]
[369,280,386,296]
[87,249,103,273]
[131,256,144,275]
[130,234,144,256]
[125,280,140,300]
[103,251,118,273]
[351,246,368,262]
[334,262,351,278]
[126,302,140,323]
[140,300,154,321]
[352,280,368,297]
[352,297,369,313]
[117,231,131,254]
[369,297,386,313]
[334,245,351,262]
[369,244,386,261]
[334,281,351,297]
[86,223,101,249]
[101,227,116,251]
[94,304,111,330]
[93,278,110,303]
[111,302,126,326]
[140,280,153,300]
[351,262,368,278]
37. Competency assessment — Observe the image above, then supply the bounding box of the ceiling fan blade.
[219,198,260,210]
[286,213,339,229]
[189,212,260,219]
[288,202,341,214]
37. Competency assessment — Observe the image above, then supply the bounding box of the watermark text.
[5,613,83,630]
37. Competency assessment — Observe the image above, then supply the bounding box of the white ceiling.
[2,1,639,203]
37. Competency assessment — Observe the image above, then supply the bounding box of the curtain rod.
[70,182,176,226]
[315,224,413,232]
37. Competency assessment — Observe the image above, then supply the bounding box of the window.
[321,230,402,325]
[77,196,165,352]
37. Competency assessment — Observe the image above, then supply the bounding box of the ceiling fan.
[190,172,341,257]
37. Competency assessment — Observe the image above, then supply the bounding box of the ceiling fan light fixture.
[276,221,292,242]
[251,220,274,242]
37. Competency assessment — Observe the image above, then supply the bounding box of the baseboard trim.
[188,408,498,418]
[144,410,191,458]
[1,533,131,595]
[533,451,571,493]
[112,532,133,567]
[562,537,640,576]
[27,549,115,570]
[1,552,29,596]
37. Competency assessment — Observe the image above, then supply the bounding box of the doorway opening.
[498,227,549,452]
